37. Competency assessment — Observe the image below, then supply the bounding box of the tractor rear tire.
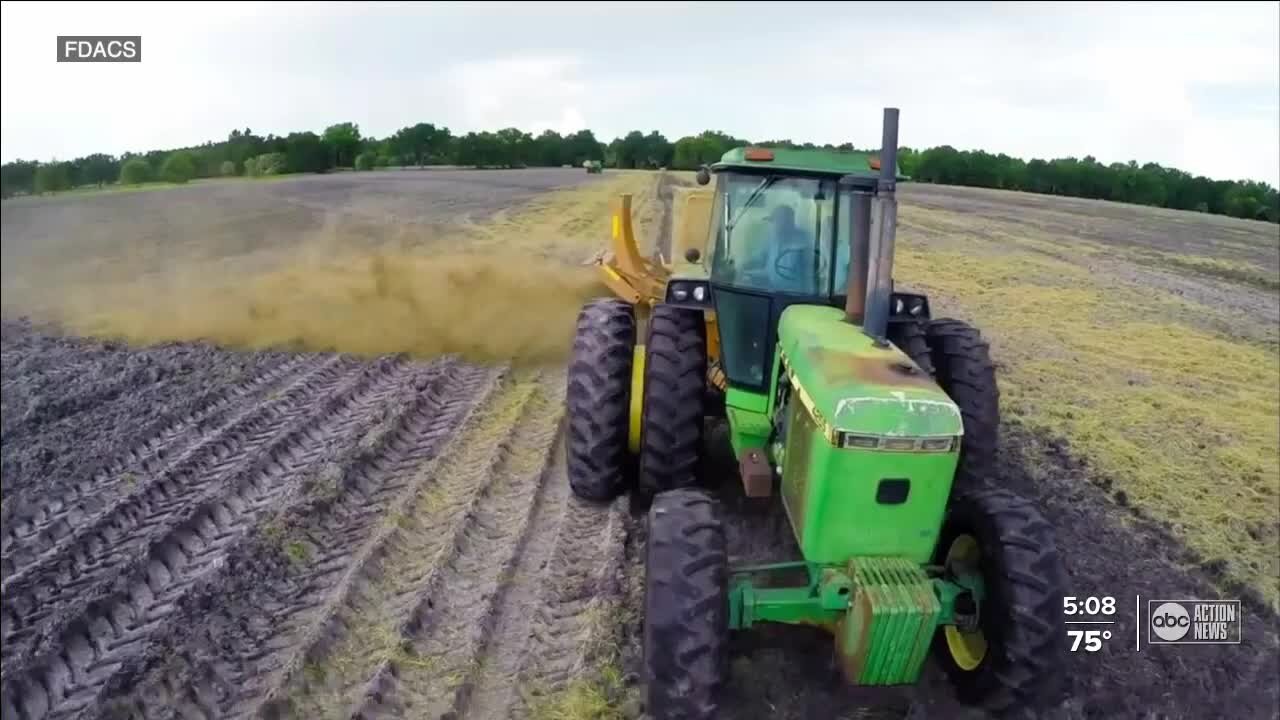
[565,298,636,501]
[643,489,729,720]
[637,304,706,499]
[926,318,998,494]
[888,320,935,376]
[934,486,1066,715]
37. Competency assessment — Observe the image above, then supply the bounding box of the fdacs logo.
[57,36,141,63]
[1148,600,1241,644]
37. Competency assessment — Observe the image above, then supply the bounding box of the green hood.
[777,306,962,440]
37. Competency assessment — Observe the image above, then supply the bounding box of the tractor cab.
[696,147,895,393]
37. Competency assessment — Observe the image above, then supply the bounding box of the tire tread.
[565,299,635,501]
[637,306,706,497]
[937,485,1066,715]
[644,489,728,720]
[926,318,999,494]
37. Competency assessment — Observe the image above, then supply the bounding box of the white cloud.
[444,56,588,135]
[556,107,587,135]
[2,1,1276,184]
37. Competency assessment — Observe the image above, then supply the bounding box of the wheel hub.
[943,533,988,670]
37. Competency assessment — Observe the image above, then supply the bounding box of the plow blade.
[589,194,669,306]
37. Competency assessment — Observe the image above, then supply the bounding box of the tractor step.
[838,557,941,686]
[738,448,772,497]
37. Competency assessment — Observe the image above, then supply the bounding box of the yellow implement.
[591,185,726,419]
[594,193,670,305]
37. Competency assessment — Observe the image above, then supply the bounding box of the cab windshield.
[708,171,849,297]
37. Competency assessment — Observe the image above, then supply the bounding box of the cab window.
[709,172,840,297]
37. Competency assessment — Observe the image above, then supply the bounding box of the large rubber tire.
[926,318,998,494]
[643,489,729,720]
[565,298,636,501]
[934,486,1066,715]
[887,320,935,376]
[637,304,706,499]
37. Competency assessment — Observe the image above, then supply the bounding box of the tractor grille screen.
[712,289,772,387]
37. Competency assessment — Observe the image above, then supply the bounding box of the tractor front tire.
[926,318,999,494]
[637,304,706,499]
[565,298,636,501]
[888,320,935,376]
[934,486,1066,715]
[643,489,729,720]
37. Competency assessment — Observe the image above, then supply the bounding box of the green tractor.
[565,108,1066,718]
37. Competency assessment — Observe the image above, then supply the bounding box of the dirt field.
[2,170,1277,720]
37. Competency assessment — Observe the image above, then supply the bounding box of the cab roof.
[711,146,905,182]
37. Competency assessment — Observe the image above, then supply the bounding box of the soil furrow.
[459,427,575,720]
[1,352,325,579]
[355,372,566,720]
[0,337,302,535]
[511,462,629,717]
[3,354,194,443]
[0,355,420,720]
[0,348,118,396]
[87,361,501,720]
[0,354,357,666]
[265,372,546,720]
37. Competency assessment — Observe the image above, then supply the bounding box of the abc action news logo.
[57,36,141,62]
[1148,600,1241,644]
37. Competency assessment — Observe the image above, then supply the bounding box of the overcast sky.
[2,1,1277,185]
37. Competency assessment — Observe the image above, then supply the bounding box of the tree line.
[2,120,1275,223]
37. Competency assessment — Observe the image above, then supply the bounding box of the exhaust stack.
[843,188,872,324]
[862,107,899,341]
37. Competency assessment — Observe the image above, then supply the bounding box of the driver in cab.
[763,204,818,294]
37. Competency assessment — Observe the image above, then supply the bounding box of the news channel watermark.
[1147,599,1241,644]
[56,36,141,63]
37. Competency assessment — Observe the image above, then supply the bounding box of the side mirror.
[695,166,711,185]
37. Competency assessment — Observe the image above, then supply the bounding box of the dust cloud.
[54,245,608,366]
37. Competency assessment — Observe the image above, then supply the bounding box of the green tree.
[1,159,39,197]
[34,162,71,193]
[455,131,505,167]
[2,116,1274,224]
[534,130,566,167]
[391,122,451,166]
[219,160,236,176]
[494,127,534,167]
[671,131,744,170]
[611,131,646,168]
[80,153,118,187]
[253,153,287,175]
[161,151,198,183]
[354,152,374,171]
[641,131,673,169]
[564,129,604,165]
[119,158,152,185]
[322,122,362,168]
[283,132,327,173]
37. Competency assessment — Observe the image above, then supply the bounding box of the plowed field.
[2,169,1277,720]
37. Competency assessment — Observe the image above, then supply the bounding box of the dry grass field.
[1,169,1276,720]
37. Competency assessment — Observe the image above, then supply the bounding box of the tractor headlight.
[841,434,880,449]
[666,280,711,307]
[920,436,957,452]
[889,292,930,320]
[838,433,958,453]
